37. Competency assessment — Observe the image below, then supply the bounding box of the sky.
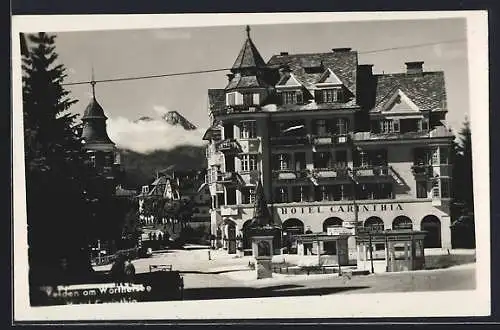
[50,18,469,153]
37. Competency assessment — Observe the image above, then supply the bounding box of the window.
[226,92,236,106]
[282,91,303,105]
[272,154,289,171]
[432,179,440,198]
[243,93,253,106]
[393,119,400,132]
[89,155,96,168]
[275,187,288,203]
[322,88,341,103]
[240,120,256,139]
[294,152,306,170]
[241,154,258,171]
[333,184,349,201]
[441,179,451,198]
[314,185,331,201]
[431,148,439,165]
[335,150,348,168]
[358,151,369,167]
[336,118,348,135]
[292,186,310,202]
[226,187,237,205]
[314,152,332,169]
[242,187,256,204]
[440,147,450,165]
[416,181,427,199]
[419,118,429,131]
[315,119,328,135]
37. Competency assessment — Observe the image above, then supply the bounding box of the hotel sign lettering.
[278,203,404,215]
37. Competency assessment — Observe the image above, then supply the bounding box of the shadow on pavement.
[181,269,249,275]
[183,285,370,300]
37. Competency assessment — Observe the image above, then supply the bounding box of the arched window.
[364,216,385,232]
[242,220,253,250]
[322,217,343,232]
[421,215,441,248]
[392,216,413,230]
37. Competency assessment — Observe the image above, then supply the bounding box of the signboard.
[327,227,355,236]
[278,203,404,215]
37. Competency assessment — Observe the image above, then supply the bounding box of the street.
[94,246,476,301]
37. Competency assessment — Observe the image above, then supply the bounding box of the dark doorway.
[282,218,304,254]
[421,215,442,248]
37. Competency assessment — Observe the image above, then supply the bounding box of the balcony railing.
[216,171,239,184]
[272,169,310,181]
[216,138,242,153]
[270,135,310,146]
[354,166,389,177]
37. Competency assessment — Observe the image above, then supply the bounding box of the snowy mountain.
[134,116,155,123]
[161,111,197,130]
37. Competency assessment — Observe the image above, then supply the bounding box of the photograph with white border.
[12,11,490,321]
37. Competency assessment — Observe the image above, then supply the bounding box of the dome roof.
[82,97,108,120]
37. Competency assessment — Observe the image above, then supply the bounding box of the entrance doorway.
[282,218,304,254]
[421,215,442,248]
[322,217,343,254]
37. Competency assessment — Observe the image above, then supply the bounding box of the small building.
[356,228,427,273]
[295,232,351,266]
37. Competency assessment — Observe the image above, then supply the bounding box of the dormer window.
[282,91,303,105]
[380,119,400,133]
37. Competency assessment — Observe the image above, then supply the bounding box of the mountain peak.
[162,111,197,130]
[134,116,154,123]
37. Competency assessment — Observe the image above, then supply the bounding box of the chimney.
[227,73,235,82]
[279,52,289,56]
[405,61,424,75]
[358,64,373,77]
[332,48,352,52]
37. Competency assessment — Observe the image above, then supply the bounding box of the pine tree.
[451,116,475,248]
[22,33,94,284]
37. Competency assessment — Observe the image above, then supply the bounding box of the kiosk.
[356,228,427,273]
[295,233,350,266]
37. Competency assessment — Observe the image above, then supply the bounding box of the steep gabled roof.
[267,50,358,96]
[232,27,267,70]
[276,73,303,88]
[316,68,344,86]
[372,71,447,113]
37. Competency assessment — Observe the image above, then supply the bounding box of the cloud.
[107,116,207,154]
[152,105,170,117]
[150,29,191,40]
[432,43,466,60]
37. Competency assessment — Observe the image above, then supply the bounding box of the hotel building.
[203,26,455,256]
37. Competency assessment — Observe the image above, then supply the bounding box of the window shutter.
[253,93,260,105]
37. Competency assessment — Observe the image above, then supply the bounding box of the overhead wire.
[61,38,467,87]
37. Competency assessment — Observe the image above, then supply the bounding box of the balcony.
[270,135,309,147]
[216,139,242,154]
[352,126,454,142]
[216,171,240,184]
[354,166,390,177]
[220,205,239,216]
[272,169,309,181]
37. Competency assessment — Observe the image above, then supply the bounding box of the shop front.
[356,228,427,273]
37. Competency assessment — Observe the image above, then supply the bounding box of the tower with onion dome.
[81,76,121,195]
